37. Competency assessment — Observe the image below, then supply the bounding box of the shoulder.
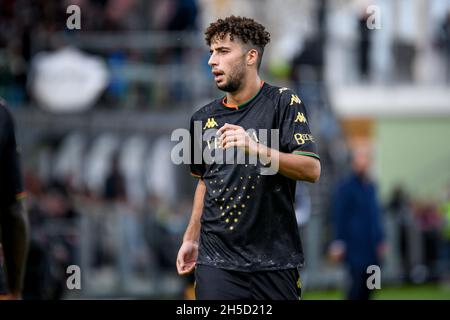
[190,99,220,121]
[261,82,290,101]
[262,83,303,110]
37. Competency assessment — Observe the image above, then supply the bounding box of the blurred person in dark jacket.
[414,201,442,282]
[22,179,79,300]
[440,184,450,280]
[358,10,372,81]
[436,11,450,83]
[388,186,414,283]
[104,152,127,202]
[329,143,385,300]
[0,99,29,299]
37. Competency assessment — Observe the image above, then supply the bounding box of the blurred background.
[1,0,450,299]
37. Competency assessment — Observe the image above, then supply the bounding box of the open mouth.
[212,70,224,82]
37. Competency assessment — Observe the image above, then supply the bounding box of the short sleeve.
[189,115,206,179]
[277,88,320,160]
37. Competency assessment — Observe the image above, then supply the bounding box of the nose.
[208,52,217,67]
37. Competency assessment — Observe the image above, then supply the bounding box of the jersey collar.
[221,81,265,110]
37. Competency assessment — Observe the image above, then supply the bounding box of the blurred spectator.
[103,152,127,202]
[357,10,372,81]
[151,0,198,32]
[0,0,204,111]
[392,40,416,83]
[439,184,450,280]
[436,11,450,83]
[387,186,414,283]
[104,51,128,109]
[414,201,442,282]
[392,2,417,84]
[23,180,79,299]
[145,194,185,273]
[158,0,199,103]
[167,0,198,32]
[289,35,324,84]
[289,0,326,85]
[329,143,385,300]
[91,152,127,269]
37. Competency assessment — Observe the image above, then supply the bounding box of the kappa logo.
[203,118,218,129]
[290,94,301,106]
[295,112,307,123]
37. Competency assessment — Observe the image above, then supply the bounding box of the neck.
[354,170,369,182]
[226,73,262,106]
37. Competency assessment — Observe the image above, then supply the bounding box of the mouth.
[212,70,224,82]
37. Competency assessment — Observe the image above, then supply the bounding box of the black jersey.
[0,100,25,209]
[189,82,319,272]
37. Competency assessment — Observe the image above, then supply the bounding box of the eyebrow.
[210,46,231,52]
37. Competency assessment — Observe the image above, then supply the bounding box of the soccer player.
[0,99,29,300]
[176,16,320,300]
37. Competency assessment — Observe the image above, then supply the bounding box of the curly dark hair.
[205,16,271,69]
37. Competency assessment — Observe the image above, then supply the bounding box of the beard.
[216,60,246,93]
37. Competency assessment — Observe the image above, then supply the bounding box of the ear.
[246,48,259,67]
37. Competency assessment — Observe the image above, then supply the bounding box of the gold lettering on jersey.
[203,118,218,129]
[290,94,301,106]
[279,87,289,94]
[294,112,307,123]
[206,137,221,150]
[294,133,314,145]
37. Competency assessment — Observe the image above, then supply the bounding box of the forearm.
[1,201,29,295]
[183,179,206,243]
[258,143,321,182]
[218,121,320,182]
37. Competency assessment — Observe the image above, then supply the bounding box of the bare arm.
[218,123,321,183]
[176,179,206,275]
[183,179,206,242]
[258,143,321,182]
[0,200,29,298]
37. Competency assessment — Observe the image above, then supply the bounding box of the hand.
[176,240,198,275]
[377,242,387,260]
[328,240,346,264]
[217,123,259,155]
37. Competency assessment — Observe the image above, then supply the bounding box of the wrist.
[182,238,199,245]
[246,138,259,155]
[257,143,272,166]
